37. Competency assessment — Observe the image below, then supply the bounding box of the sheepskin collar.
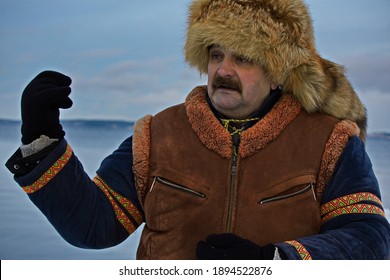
[185,86,301,159]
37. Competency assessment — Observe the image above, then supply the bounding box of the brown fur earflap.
[185,0,367,139]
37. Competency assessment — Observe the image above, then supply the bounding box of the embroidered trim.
[316,120,360,200]
[22,144,73,194]
[221,117,260,137]
[321,192,382,216]
[95,175,143,225]
[321,204,385,224]
[285,240,312,260]
[93,176,142,234]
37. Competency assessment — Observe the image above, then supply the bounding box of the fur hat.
[185,0,367,139]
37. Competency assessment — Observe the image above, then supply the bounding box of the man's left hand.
[196,233,277,260]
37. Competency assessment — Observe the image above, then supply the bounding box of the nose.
[217,56,235,77]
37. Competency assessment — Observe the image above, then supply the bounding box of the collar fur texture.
[185,86,301,159]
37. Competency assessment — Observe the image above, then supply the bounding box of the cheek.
[242,77,271,103]
[207,76,213,94]
[240,77,258,94]
[207,67,216,91]
[246,72,272,92]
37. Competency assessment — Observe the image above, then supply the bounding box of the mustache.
[212,76,242,93]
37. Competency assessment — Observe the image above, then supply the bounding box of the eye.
[209,50,224,62]
[235,54,252,65]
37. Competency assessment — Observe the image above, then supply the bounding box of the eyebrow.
[208,44,221,51]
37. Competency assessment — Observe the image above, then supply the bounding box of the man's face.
[207,45,277,119]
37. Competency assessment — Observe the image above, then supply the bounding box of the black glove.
[21,71,72,144]
[196,233,278,260]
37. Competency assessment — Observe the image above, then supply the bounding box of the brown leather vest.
[134,87,345,259]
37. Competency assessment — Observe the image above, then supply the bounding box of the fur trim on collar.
[185,86,301,158]
[185,86,233,158]
[239,93,301,158]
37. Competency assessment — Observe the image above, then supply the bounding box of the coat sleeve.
[9,136,144,249]
[276,136,390,259]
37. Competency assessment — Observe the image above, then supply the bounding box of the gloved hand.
[196,233,278,260]
[21,71,73,144]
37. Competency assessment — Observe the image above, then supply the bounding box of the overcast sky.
[1,0,389,133]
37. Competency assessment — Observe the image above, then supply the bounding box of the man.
[6,0,390,259]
